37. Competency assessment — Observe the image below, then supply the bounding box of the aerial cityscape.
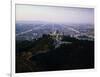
[16,5,94,73]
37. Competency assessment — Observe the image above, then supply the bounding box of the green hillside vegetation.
[16,34,94,73]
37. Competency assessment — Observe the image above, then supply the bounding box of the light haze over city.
[16,4,94,24]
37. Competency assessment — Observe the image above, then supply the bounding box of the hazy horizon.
[16,4,94,24]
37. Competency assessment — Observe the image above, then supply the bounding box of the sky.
[16,4,94,24]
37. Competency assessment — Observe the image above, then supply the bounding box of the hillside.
[16,35,94,73]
